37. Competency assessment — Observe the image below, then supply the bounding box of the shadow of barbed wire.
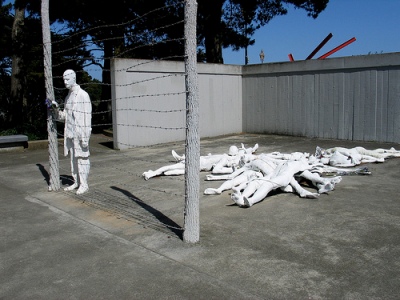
[110,186,183,239]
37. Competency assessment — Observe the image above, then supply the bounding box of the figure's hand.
[45,99,59,109]
[45,99,52,108]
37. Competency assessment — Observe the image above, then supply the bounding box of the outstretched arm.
[46,99,65,121]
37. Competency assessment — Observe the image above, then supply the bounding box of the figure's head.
[228,145,239,156]
[63,69,76,89]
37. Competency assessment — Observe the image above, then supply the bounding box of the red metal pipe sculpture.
[318,37,356,60]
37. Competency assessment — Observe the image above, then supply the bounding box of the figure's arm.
[211,156,235,174]
[81,93,92,147]
[206,168,245,181]
[73,91,92,147]
[46,99,65,121]
[310,164,371,176]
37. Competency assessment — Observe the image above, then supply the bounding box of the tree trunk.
[10,6,25,126]
[199,0,224,63]
[100,38,112,125]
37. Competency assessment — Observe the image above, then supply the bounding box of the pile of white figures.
[142,144,400,208]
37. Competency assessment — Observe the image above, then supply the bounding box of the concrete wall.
[111,53,400,148]
[242,53,400,143]
[111,59,242,149]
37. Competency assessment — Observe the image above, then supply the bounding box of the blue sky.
[5,0,399,68]
[223,0,400,65]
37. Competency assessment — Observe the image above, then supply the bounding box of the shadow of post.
[111,186,183,240]
[36,164,74,187]
[36,164,50,186]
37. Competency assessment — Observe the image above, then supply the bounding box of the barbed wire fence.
[41,0,200,243]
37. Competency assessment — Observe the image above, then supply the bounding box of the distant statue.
[51,69,92,194]
[259,49,265,63]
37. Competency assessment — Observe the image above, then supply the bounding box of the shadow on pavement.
[111,186,184,240]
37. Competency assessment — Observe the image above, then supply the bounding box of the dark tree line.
[0,0,328,139]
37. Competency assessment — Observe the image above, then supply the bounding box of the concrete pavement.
[1,133,400,299]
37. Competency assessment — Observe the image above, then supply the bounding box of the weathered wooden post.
[41,0,60,191]
[183,0,200,243]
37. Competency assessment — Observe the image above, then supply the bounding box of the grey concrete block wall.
[111,59,242,149]
[242,52,400,143]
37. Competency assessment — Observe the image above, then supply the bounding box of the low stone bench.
[0,134,28,150]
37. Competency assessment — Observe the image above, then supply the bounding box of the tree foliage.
[198,0,329,63]
[0,0,13,131]
[0,0,329,138]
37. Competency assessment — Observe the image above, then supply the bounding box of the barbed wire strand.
[46,2,191,237]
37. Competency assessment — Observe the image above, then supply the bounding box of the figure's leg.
[204,173,249,195]
[241,143,259,154]
[231,181,249,194]
[206,168,245,181]
[289,178,319,199]
[231,180,260,207]
[298,170,342,194]
[204,188,219,195]
[212,156,235,174]
[143,163,184,180]
[281,185,293,193]
[212,166,234,174]
[76,157,90,195]
[172,150,185,161]
[142,170,157,180]
[164,169,185,176]
[251,143,259,153]
[242,163,307,207]
[64,148,79,191]
[231,193,245,206]
[243,182,275,207]
[204,180,234,195]
[359,155,384,163]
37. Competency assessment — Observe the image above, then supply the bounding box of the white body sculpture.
[142,144,259,180]
[54,69,92,195]
[142,142,399,208]
[204,170,263,195]
[231,158,318,207]
[296,170,342,194]
[316,146,400,167]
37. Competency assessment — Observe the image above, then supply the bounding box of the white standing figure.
[53,69,92,194]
